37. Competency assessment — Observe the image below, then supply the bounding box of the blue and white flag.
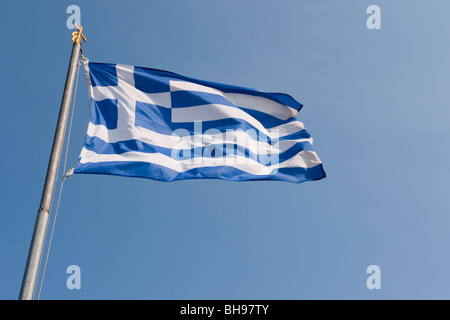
[72,60,326,183]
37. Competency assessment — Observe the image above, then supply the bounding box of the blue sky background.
[1,0,449,300]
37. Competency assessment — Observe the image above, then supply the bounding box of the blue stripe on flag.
[171,91,235,109]
[74,160,325,183]
[134,66,171,93]
[82,135,315,165]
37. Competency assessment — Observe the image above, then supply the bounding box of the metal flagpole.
[19,24,86,300]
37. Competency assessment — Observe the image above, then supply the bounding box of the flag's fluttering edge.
[72,60,326,183]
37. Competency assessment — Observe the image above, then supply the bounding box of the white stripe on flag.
[170,80,298,120]
[86,123,311,154]
[172,103,272,136]
[78,148,322,174]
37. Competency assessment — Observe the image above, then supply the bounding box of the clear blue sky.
[1,0,450,299]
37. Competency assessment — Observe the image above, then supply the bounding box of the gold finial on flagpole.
[71,22,87,44]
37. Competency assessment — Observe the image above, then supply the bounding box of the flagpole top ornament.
[71,22,86,45]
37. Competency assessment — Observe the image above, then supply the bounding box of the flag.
[72,60,326,183]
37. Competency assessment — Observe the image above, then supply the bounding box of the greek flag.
[72,60,326,183]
